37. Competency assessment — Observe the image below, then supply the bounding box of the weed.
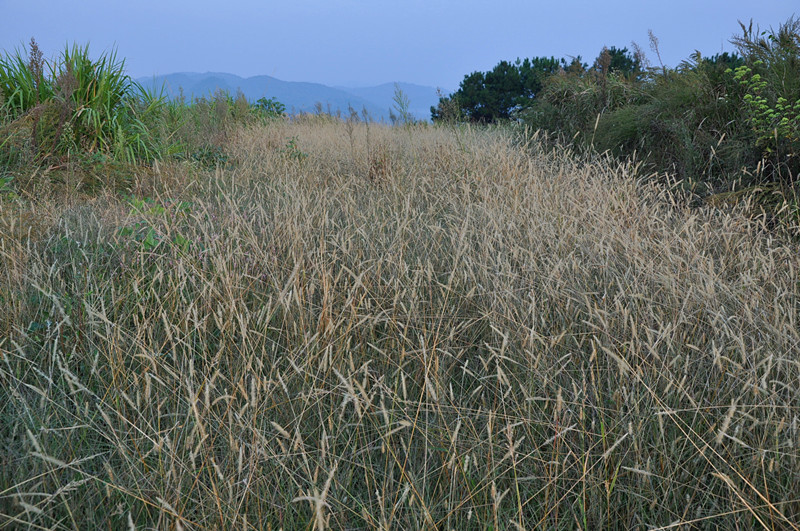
[281,135,308,163]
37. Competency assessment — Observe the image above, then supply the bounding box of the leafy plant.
[281,136,308,163]
[127,195,166,216]
[190,145,230,168]
[118,221,161,252]
[0,38,52,115]
[731,61,800,150]
[0,39,169,164]
[254,96,286,118]
[118,196,196,253]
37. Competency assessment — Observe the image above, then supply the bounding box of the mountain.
[136,72,445,122]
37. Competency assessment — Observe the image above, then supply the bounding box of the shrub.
[519,16,800,206]
[0,40,168,165]
[729,17,800,182]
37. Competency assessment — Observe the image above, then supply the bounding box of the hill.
[137,72,443,121]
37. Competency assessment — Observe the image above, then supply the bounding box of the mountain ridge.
[136,72,446,122]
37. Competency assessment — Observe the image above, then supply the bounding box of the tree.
[430,89,462,123]
[432,56,564,123]
[517,56,563,99]
[607,46,641,76]
[592,46,642,79]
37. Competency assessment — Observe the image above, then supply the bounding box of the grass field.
[1,119,799,529]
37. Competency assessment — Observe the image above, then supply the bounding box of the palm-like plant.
[0,39,53,116]
[0,40,168,163]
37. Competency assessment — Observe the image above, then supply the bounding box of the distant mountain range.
[136,72,446,122]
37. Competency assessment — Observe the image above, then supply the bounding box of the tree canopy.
[431,56,563,123]
[431,49,644,123]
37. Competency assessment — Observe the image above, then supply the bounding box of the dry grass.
[1,118,799,529]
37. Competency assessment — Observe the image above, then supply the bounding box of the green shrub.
[160,89,286,166]
[731,62,800,154]
[0,39,169,166]
[590,65,757,192]
[729,17,800,182]
[519,16,800,205]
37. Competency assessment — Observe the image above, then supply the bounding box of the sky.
[1,1,797,91]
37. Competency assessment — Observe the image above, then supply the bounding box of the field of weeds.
[1,119,799,529]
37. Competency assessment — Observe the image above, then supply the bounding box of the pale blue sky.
[1,1,796,90]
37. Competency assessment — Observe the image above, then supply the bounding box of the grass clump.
[527,17,800,217]
[0,39,167,166]
[1,118,799,529]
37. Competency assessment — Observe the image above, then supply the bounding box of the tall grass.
[1,119,799,529]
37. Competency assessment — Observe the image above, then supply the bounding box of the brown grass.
[1,118,799,529]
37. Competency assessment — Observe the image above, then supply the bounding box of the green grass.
[1,118,799,529]
[0,39,169,165]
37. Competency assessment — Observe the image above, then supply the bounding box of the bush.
[729,18,800,182]
[519,16,800,206]
[0,40,168,165]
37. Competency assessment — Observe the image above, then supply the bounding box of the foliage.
[732,61,800,150]
[727,17,800,180]
[429,89,462,123]
[433,49,643,124]
[433,56,562,123]
[0,39,168,164]
[161,89,288,167]
[118,196,196,253]
[525,68,646,143]
[515,16,800,203]
[0,40,289,195]
[602,46,642,77]
[254,96,286,117]
[280,135,308,163]
[431,15,798,216]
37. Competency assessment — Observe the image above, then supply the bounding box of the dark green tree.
[608,46,641,75]
[592,46,641,78]
[432,56,564,123]
[517,56,563,99]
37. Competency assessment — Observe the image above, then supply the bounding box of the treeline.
[433,17,800,207]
